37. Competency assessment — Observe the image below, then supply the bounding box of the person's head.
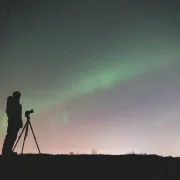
[12,91,21,102]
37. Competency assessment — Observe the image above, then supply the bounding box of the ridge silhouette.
[0,154,179,179]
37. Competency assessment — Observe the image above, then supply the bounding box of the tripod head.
[25,109,34,118]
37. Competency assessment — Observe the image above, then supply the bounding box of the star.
[119,4,124,8]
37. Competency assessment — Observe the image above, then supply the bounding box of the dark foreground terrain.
[0,154,180,180]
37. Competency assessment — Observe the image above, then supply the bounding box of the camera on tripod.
[25,109,34,118]
[13,108,41,154]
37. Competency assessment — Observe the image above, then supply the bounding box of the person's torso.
[7,100,22,120]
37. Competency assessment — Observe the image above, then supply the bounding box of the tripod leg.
[13,122,27,152]
[29,122,41,154]
[21,124,28,154]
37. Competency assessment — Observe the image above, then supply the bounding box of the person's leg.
[2,123,13,155]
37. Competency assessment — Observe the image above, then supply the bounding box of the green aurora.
[0,46,177,134]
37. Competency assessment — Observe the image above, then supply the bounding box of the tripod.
[13,115,41,154]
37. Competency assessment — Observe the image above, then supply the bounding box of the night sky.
[0,0,180,155]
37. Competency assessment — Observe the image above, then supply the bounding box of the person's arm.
[20,104,23,128]
[6,96,13,118]
[21,106,23,128]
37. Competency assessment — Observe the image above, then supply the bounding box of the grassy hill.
[0,154,179,180]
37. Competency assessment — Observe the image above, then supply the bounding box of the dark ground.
[0,154,180,180]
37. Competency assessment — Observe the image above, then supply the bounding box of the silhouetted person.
[2,91,23,156]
